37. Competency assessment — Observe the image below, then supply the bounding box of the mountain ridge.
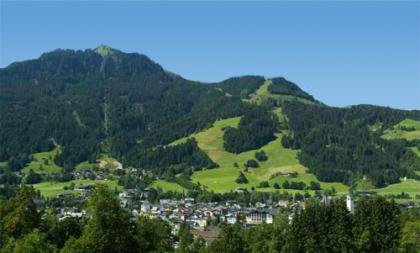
[1,46,419,190]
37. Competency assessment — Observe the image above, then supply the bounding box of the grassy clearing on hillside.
[75,161,95,171]
[356,179,375,191]
[152,180,186,192]
[23,147,62,175]
[0,161,7,169]
[174,116,349,193]
[244,80,315,105]
[382,118,420,141]
[32,179,121,198]
[374,179,420,198]
[75,154,122,171]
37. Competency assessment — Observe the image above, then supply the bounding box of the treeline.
[268,77,315,101]
[223,107,279,153]
[214,76,265,99]
[125,139,217,177]
[282,102,420,187]
[1,185,418,253]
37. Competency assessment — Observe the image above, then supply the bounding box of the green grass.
[75,161,95,171]
[23,147,62,175]
[32,179,122,198]
[75,154,122,172]
[382,118,420,141]
[151,180,187,192]
[167,116,348,194]
[373,179,420,199]
[356,178,375,191]
[244,80,316,106]
[0,161,7,169]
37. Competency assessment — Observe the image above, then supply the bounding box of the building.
[346,195,355,214]
[224,213,237,224]
[246,211,273,225]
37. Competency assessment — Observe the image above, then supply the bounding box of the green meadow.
[32,179,121,198]
[151,180,187,193]
[0,161,7,169]
[166,116,348,194]
[382,118,420,141]
[23,147,62,175]
[374,179,420,200]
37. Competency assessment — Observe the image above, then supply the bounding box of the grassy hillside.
[382,118,420,140]
[165,116,348,194]
[23,146,62,175]
[32,179,121,198]
[151,180,187,193]
[374,179,420,201]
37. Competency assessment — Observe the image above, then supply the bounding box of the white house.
[246,211,273,225]
[224,213,237,224]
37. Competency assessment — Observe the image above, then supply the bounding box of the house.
[141,201,151,213]
[235,188,246,193]
[192,229,220,246]
[246,211,273,225]
[276,200,289,208]
[74,184,93,192]
[224,213,237,224]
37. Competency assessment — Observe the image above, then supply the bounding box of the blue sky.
[1,1,419,109]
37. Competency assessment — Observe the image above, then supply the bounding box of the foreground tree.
[135,215,173,253]
[61,184,136,253]
[353,197,401,253]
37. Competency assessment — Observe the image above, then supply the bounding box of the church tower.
[346,195,355,214]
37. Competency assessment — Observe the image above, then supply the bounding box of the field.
[23,146,62,175]
[32,179,121,198]
[166,116,348,194]
[0,161,7,169]
[75,154,122,171]
[382,118,420,141]
[374,179,420,201]
[152,180,186,192]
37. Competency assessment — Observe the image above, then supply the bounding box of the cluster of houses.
[52,183,419,245]
[137,197,278,227]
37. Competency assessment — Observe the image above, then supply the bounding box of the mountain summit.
[95,44,118,57]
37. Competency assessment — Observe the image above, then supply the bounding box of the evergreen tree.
[235,172,248,184]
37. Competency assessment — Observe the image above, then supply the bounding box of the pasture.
[23,147,62,175]
[32,179,121,198]
[166,116,348,194]
[382,118,420,141]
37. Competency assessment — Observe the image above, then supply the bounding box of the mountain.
[1,46,419,188]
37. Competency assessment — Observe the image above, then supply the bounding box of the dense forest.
[223,107,279,153]
[213,76,265,99]
[0,47,250,171]
[268,77,315,102]
[282,102,420,187]
[0,184,419,253]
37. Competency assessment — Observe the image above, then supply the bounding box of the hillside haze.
[1,46,419,191]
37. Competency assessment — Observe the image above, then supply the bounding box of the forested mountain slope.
[1,45,419,189]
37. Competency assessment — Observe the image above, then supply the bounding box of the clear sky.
[1,1,419,109]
